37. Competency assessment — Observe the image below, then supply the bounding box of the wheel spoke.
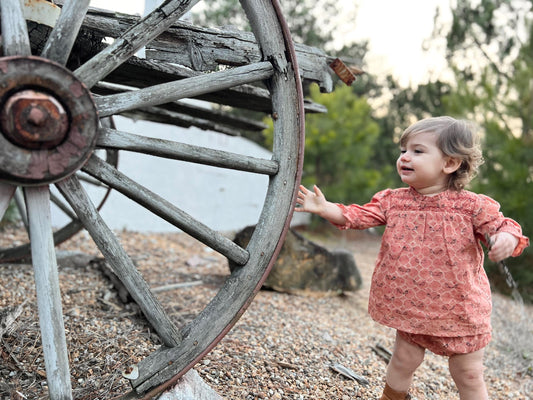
[55,175,181,347]
[0,182,16,220]
[40,0,91,65]
[14,188,29,231]
[50,191,77,220]
[75,0,200,88]
[82,154,250,266]
[95,62,274,117]
[96,127,279,175]
[0,0,31,56]
[24,186,72,399]
[76,171,109,188]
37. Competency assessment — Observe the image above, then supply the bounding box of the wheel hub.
[1,89,69,149]
[0,56,98,186]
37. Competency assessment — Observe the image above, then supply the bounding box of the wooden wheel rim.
[0,0,305,397]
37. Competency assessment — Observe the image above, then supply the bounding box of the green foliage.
[302,85,383,204]
[265,84,396,206]
[191,0,365,61]
[192,0,334,50]
[469,120,533,301]
[433,0,533,301]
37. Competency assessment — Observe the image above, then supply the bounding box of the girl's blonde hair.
[400,116,484,191]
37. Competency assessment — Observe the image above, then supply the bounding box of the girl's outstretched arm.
[294,185,347,225]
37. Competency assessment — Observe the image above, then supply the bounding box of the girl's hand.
[295,185,327,215]
[295,185,347,225]
[488,232,519,262]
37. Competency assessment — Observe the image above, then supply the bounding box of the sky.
[345,0,452,87]
[88,0,452,87]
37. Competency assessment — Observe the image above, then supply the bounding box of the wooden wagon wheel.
[0,0,304,398]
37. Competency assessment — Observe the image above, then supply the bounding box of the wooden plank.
[55,175,182,348]
[81,155,250,266]
[0,0,31,56]
[94,82,268,132]
[95,61,274,117]
[145,26,333,92]
[93,57,327,115]
[77,6,333,92]
[24,186,73,400]
[118,107,259,137]
[96,127,279,174]
[41,0,90,65]
[75,0,201,88]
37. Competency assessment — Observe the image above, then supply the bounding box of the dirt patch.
[0,225,531,399]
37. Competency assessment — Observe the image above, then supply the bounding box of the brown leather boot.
[379,383,411,400]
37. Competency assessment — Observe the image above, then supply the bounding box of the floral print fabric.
[334,187,529,337]
[397,330,492,357]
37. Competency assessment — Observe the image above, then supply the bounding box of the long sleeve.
[473,194,529,257]
[332,189,390,230]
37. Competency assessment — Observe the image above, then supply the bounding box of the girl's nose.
[400,151,410,161]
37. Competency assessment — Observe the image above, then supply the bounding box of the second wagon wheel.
[0,0,304,398]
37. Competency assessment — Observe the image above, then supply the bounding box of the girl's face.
[396,131,458,195]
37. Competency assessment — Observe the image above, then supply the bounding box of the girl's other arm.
[294,185,347,226]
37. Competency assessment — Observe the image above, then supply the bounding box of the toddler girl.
[295,116,529,400]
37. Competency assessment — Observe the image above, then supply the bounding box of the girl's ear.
[443,157,462,175]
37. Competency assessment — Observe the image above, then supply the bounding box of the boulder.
[229,226,362,295]
[158,369,223,400]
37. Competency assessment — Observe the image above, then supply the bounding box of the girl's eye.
[414,149,423,154]
[400,149,406,154]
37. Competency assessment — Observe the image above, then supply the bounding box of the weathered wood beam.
[94,82,267,133]
[73,5,334,92]
[145,23,334,93]
[13,188,29,231]
[119,108,252,137]
[104,58,327,114]
[75,0,202,88]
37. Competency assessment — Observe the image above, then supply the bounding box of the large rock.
[158,369,223,400]
[229,226,362,295]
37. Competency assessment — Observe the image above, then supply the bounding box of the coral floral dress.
[334,187,529,337]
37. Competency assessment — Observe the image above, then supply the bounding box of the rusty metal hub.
[1,89,69,149]
[0,56,98,186]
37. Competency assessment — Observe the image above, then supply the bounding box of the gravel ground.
[0,225,531,399]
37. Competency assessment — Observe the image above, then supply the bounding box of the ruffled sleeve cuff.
[499,218,530,257]
[511,234,529,257]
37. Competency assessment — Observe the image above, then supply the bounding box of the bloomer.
[398,330,492,357]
